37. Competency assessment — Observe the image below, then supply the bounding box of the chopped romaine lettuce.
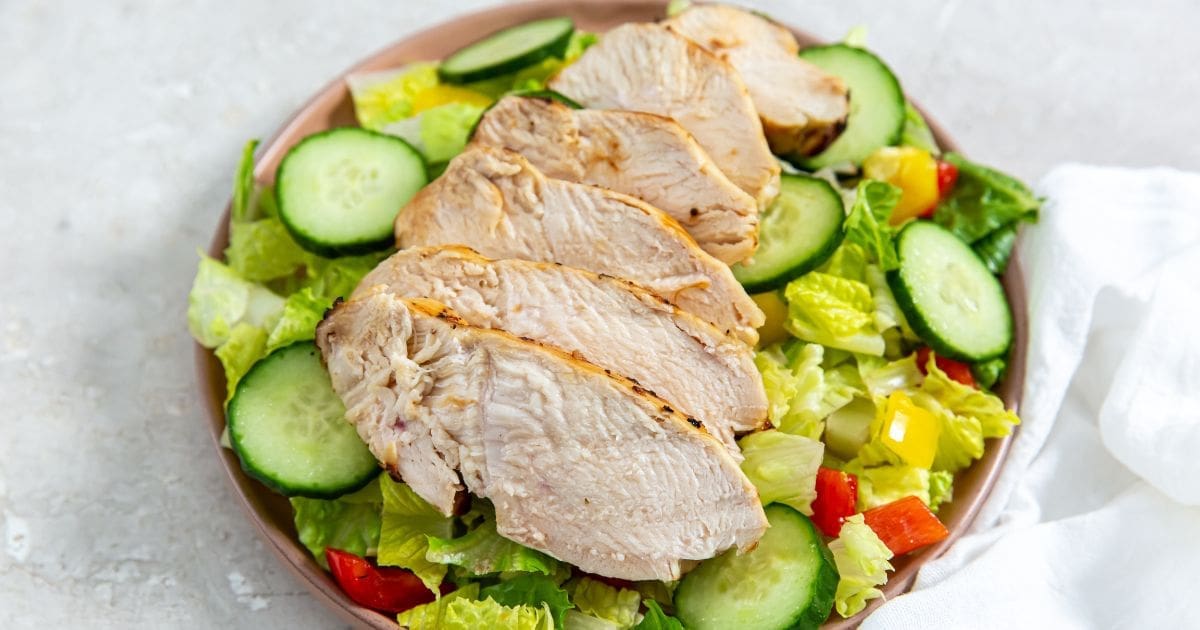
[738,430,824,515]
[480,575,572,630]
[928,470,954,512]
[225,217,309,282]
[397,583,554,630]
[187,255,285,348]
[844,460,932,510]
[214,322,268,401]
[856,354,922,399]
[232,139,259,221]
[829,514,894,617]
[922,356,1021,439]
[821,242,869,283]
[348,63,440,131]
[426,502,558,577]
[784,272,884,356]
[569,577,641,629]
[419,102,488,164]
[933,152,1040,275]
[912,392,985,473]
[395,584,480,629]
[563,611,622,630]
[843,180,902,271]
[633,601,683,630]
[377,476,454,592]
[265,288,327,352]
[756,342,862,439]
[291,477,382,569]
[303,251,390,303]
[899,102,940,155]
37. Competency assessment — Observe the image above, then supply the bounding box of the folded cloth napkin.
[861,165,1200,629]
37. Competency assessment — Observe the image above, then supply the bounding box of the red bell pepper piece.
[861,495,950,556]
[918,160,960,218]
[325,548,440,614]
[811,467,858,537]
[916,347,977,388]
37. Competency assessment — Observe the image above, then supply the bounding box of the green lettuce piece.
[349,63,440,131]
[563,611,622,630]
[633,601,683,630]
[844,461,931,511]
[665,0,692,17]
[630,581,675,608]
[232,139,258,221]
[972,357,1008,390]
[928,470,954,512]
[843,180,902,271]
[570,578,641,628]
[933,152,1040,275]
[856,354,923,399]
[188,255,285,348]
[913,392,985,473]
[419,102,487,164]
[864,264,916,346]
[427,503,558,577]
[226,217,309,282]
[214,322,268,402]
[922,356,1021,439]
[784,272,884,356]
[396,584,480,629]
[899,102,939,155]
[481,575,572,630]
[291,478,382,569]
[377,476,454,592]
[266,288,328,351]
[398,584,555,630]
[829,514,894,618]
[755,345,807,432]
[738,430,824,515]
[756,342,865,440]
[304,251,391,302]
[821,242,869,283]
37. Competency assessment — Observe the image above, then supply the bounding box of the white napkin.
[861,165,1200,629]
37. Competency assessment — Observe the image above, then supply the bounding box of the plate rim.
[194,1,1027,627]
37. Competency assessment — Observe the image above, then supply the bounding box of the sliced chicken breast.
[666,4,850,157]
[471,95,759,264]
[393,146,764,344]
[548,23,780,208]
[317,291,768,581]
[354,245,768,450]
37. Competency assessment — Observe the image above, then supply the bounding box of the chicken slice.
[471,95,759,264]
[666,4,850,157]
[354,245,768,451]
[548,23,780,208]
[393,146,764,345]
[316,291,768,581]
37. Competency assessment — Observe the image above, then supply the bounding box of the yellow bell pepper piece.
[880,391,940,469]
[862,147,940,225]
[752,290,791,348]
[410,84,493,115]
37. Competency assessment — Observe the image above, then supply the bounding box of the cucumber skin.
[733,175,846,294]
[227,342,379,500]
[675,505,838,630]
[886,223,1014,362]
[792,45,906,170]
[438,18,575,84]
[275,128,427,258]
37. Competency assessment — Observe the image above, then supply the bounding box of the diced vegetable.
[828,514,893,617]
[876,391,940,469]
[823,397,875,460]
[811,467,859,537]
[935,159,959,196]
[915,347,976,387]
[326,548,440,614]
[675,505,838,630]
[862,147,940,225]
[861,495,950,555]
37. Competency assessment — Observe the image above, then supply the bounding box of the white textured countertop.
[2,1,1197,627]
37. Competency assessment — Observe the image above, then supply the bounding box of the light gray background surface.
[1,0,1197,627]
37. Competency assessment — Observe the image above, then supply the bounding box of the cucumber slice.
[675,505,838,630]
[887,221,1014,361]
[732,174,845,293]
[228,342,378,499]
[439,17,575,84]
[795,44,906,169]
[276,128,427,257]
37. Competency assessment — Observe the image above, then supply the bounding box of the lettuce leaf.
[933,153,1040,275]
[377,476,454,592]
[899,102,940,155]
[633,601,683,630]
[419,102,487,164]
[563,611,622,630]
[843,180,902,271]
[922,357,1020,439]
[912,391,985,473]
[972,356,1008,391]
[738,430,824,515]
[348,63,440,131]
[426,502,558,577]
[225,217,309,282]
[232,139,258,221]
[929,470,954,512]
[856,354,923,399]
[784,272,884,356]
[821,242,869,283]
[303,251,391,303]
[397,583,554,630]
[480,575,572,630]
[264,288,327,351]
[570,578,640,628]
[187,255,285,348]
[844,460,932,511]
[291,478,382,569]
[829,514,894,617]
[214,322,268,402]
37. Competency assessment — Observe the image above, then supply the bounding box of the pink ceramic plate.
[195,1,1027,627]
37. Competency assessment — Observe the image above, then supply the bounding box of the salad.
[188,3,1040,629]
